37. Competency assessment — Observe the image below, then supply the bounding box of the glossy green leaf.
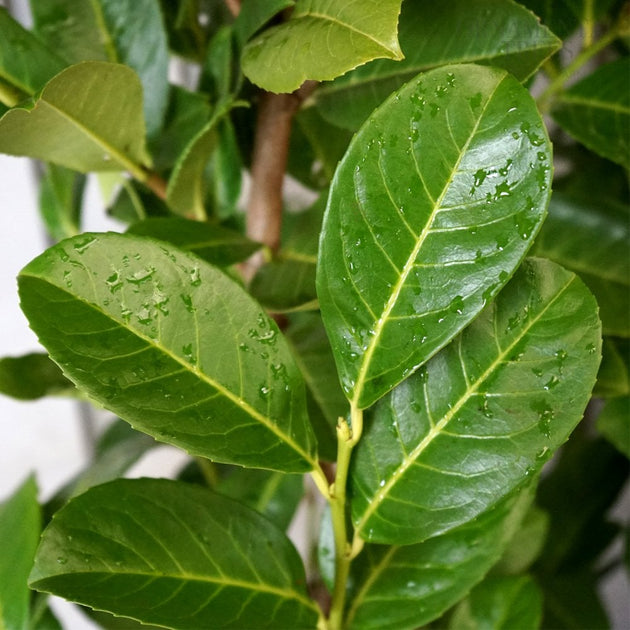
[345,489,533,630]
[448,575,543,630]
[29,0,169,136]
[493,505,549,575]
[285,312,347,460]
[234,0,295,45]
[250,260,317,312]
[242,0,404,93]
[127,217,260,267]
[597,397,630,457]
[313,0,560,131]
[0,8,66,99]
[553,58,630,169]
[38,164,85,241]
[350,259,601,545]
[167,101,243,219]
[216,468,304,531]
[0,352,74,400]
[533,192,630,337]
[0,62,150,175]
[0,476,40,630]
[595,338,630,397]
[318,64,553,409]
[18,232,318,473]
[29,479,320,629]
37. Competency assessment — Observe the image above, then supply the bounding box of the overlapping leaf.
[350,259,601,545]
[0,477,40,630]
[38,164,85,241]
[18,233,318,473]
[29,479,320,630]
[29,0,169,136]
[0,62,150,174]
[318,64,553,409]
[313,0,560,130]
[0,352,74,400]
[597,397,630,458]
[344,490,532,630]
[553,58,630,169]
[533,192,630,336]
[242,0,404,93]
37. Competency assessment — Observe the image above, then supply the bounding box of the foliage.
[0,1,628,629]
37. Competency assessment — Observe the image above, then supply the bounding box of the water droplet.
[532,367,543,377]
[418,365,428,383]
[127,266,155,285]
[189,267,201,286]
[498,159,513,176]
[586,343,596,354]
[449,295,465,315]
[73,235,96,254]
[106,271,123,293]
[543,375,560,390]
[494,181,512,198]
[63,270,72,288]
[379,479,386,487]
[259,385,270,399]
[473,169,487,187]
[57,556,67,565]
[58,249,69,262]
[181,294,195,313]
[182,343,195,364]
[555,349,568,373]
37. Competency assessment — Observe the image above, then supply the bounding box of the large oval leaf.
[317,64,552,409]
[29,479,320,629]
[0,62,149,175]
[345,489,532,630]
[314,0,560,131]
[18,233,318,473]
[350,258,601,544]
[242,0,403,93]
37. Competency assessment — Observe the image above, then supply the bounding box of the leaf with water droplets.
[29,479,320,629]
[313,0,560,131]
[0,62,150,174]
[318,64,552,409]
[242,0,404,93]
[350,258,601,545]
[18,232,318,473]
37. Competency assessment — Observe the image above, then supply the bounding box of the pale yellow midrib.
[355,273,575,536]
[351,78,503,408]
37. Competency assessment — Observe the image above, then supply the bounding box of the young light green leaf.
[0,62,150,176]
[29,479,320,630]
[448,575,543,630]
[553,58,630,169]
[127,217,261,267]
[345,489,533,630]
[30,0,169,136]
[242,0,404,93]
[318,64,552,409]
[167,101,243,219]
[0,476,40,630]
[38,164,85,241]
[0,8,66,101]
[0,352,74,400]
[313,0,561,131]
[597,397,630,457]
[18,232,318,473]
[350,259,601,545]
[533,192,630,337]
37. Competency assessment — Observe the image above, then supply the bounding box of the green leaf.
[0,352,74,400]
[0,476,40,630]
[234,0,295,46]
[242,0,404,93]
[350,258,601,545]
[493,505,549,575]
[595,338,630,397]
[29,479,320,630]
[107,180,170,224]
[553,58,630,169]
[0,8,66,99]
[126,217,261,267]
[448,575,543,630]
[345,489,533,630]
[167,101,243,219]
[216,468,303,531]
[38,164,85,241]
[318,64,553,409]
[250,260,317,312]
[285,312,347,460]
[29,0,169,136]
[313,0,561,131]
[211,117,244,219]
[0,62,150,176]
[597,396,630,457]
[18,232,318,473]
[533,192,630,337]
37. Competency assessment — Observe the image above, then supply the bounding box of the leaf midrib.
[355,273,576,537]
[21,271,317,470]
[351,76,504,408]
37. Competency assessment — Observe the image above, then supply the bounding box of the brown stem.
[143,170,168,201]
[243,81,317,282]
[225,0,241,18]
